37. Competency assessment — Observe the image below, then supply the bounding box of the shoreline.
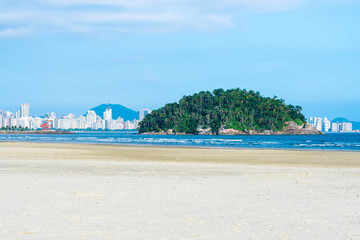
[1,141,360,168]
[1,139,359,153]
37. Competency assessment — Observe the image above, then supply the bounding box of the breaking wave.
[0,132,359,151]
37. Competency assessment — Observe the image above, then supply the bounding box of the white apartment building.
[315,117,322,131]
[86,110,97,126]
[331,122,338,132]
[331,122,353,133]
[33,117,44,129]
[15,117,30,128]
[323,117,331,132]
[339,122,352,132]
[20,103,29,118]
[103,108,112,121]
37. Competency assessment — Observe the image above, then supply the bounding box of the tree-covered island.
[139,88,322,135]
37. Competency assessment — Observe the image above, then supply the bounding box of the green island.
[139,88,321,135]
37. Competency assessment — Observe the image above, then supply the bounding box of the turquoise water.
[1,132,359,151]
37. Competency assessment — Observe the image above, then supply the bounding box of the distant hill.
[332,117,360,130]
[354,123,360,130]
[88,104,138,121]
[332,117,349,123]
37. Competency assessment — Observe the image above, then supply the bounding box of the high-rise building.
[86,110,97,124]
[103,108,112,121]
[78,116,86,129]
[139,108,151,121]
[5,111,13,118]
[20,103,29,118]
[323,117,331,132]
[309,117,314,125]
[331,122,338,132]
[34,117,43,129]
[343,122,352,132]
[315,117,322,131]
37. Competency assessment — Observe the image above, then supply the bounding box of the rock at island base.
[141,121,324,135]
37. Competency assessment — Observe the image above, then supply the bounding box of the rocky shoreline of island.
[141,122,324,135]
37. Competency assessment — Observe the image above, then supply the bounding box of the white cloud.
[0,26,32,38]
[39,0,299,12]
[74,12,181,23]
[38,0,297,10]
[0,0,300,36]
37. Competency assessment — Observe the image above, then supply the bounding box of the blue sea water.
[0,132,359,151]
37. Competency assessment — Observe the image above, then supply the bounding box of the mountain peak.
[332,117,349,123]
[88,104,138,121]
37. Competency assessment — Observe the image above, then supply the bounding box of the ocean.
[1,132,359,151]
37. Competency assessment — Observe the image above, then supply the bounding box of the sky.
[0,0,359,121]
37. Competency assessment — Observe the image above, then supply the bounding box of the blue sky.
[0,0,359,121]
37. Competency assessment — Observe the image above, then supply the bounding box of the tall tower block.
[20,103,30,118]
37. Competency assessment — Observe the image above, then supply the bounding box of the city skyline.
[0,1,359,121]
[1,102,149,118]
[1,103,359,132]
[1,101,359,124]
[0,103,145,131]
[0,98,360,122]
[308,117,354,133]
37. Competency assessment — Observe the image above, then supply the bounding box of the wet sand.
[1,142,360,167]
[1,142,360,239]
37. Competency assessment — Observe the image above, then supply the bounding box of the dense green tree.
[139,88,306,134]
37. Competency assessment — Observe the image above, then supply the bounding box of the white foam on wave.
[76,137,99,141]
[209,139,243,142]
[114,138,132,143]
[96,138,115,142]
[259,141,278,144]
[153,138,188,144]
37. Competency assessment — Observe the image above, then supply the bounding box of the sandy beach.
[1,142,360,239]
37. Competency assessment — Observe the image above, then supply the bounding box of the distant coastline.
[0,130,73,135]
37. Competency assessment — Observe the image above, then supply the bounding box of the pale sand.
[1,142,360,239]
